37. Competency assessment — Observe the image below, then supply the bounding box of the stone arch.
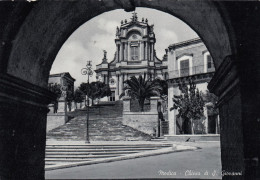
[3,0,234,88]
[5,1,260,180]
[126,29,143,39]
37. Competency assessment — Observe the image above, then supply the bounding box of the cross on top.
[131,11,138,22]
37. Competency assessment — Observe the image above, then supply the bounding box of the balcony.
[169,65,215,79]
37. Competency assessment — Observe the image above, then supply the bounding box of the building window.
[207,55,213,69]
[130,42,139,60]
[180,59,189,77]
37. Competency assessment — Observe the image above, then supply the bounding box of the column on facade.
[141,41,145,60]
[139,41,142,61]
[117,44,120,62]
[122,42,125,61]
[145,42,148,60]
[128,42,131,61]
[119,74,123,96]
[119,43,123,61]
[151,43,154,61]
[147,42,150,61]
[125,42,128,61]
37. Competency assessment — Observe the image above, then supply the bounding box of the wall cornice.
[208,55,239,96]
[0,73,56,108]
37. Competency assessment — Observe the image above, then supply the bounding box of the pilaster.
[208,55,259,179]
[0,73,56,180]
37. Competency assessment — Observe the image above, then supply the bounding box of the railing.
[168,65,215,78]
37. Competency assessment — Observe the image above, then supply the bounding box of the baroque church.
[95,13,219,136]
[95,13,168,101]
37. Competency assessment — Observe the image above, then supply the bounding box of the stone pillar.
[208,55,260,180]
[150,96,160,112]
[123,96,131,112]
[203,106,208,134]
[168,82,177,135]
[0,73,56,180]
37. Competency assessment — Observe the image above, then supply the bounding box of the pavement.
[45,141,221,179]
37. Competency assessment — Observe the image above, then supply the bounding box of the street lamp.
[81,60,93,143]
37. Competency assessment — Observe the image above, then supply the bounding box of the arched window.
[130,42,139,60]
[207,54,213,69]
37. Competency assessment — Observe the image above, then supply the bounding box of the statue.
[150,24,154,33]
[102,50,107,63]
[116,26,120,36]
[103,50,107,59]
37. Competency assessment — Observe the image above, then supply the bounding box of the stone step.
[45,154,119,158]
[46,151,140,155]
[45,158,98,162]
[46,151,139,157]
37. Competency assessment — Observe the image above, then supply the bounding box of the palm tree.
[119,75,161,112]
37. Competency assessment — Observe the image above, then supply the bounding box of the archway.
[1,1,259,180]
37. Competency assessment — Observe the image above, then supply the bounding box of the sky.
[50,8,198,87]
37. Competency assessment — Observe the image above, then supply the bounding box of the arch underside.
[2,0,233,88]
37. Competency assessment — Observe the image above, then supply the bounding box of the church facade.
[95,14,219,136]
[95,13,168,101]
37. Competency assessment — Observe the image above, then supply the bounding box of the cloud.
[155,28,178,59]
[97,18,119,35]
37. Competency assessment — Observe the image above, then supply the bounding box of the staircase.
[70,101,123,118]
[45,143,173,170]
[47,101,152,141]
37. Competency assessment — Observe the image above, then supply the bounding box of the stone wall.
[122,112,158,135]
[47,113,68,132]
[123,96,160,135]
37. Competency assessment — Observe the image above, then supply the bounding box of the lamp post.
[81,61,93,143]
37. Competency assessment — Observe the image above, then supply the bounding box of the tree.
[79,81,111,105]
[202,90,219,116]
[170,79,205,134]
[119,75,161,112]
[73,88,85,109]
[65,90,74,111]
[48,83,62,113]
[153,78,168,99]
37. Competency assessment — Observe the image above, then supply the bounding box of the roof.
[168,37,202,50]
[49,72,75,81]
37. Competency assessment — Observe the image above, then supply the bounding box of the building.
[48,72,75,112]
[167,38,219,135]
[48,72,75,93]
[95,12,168,101]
